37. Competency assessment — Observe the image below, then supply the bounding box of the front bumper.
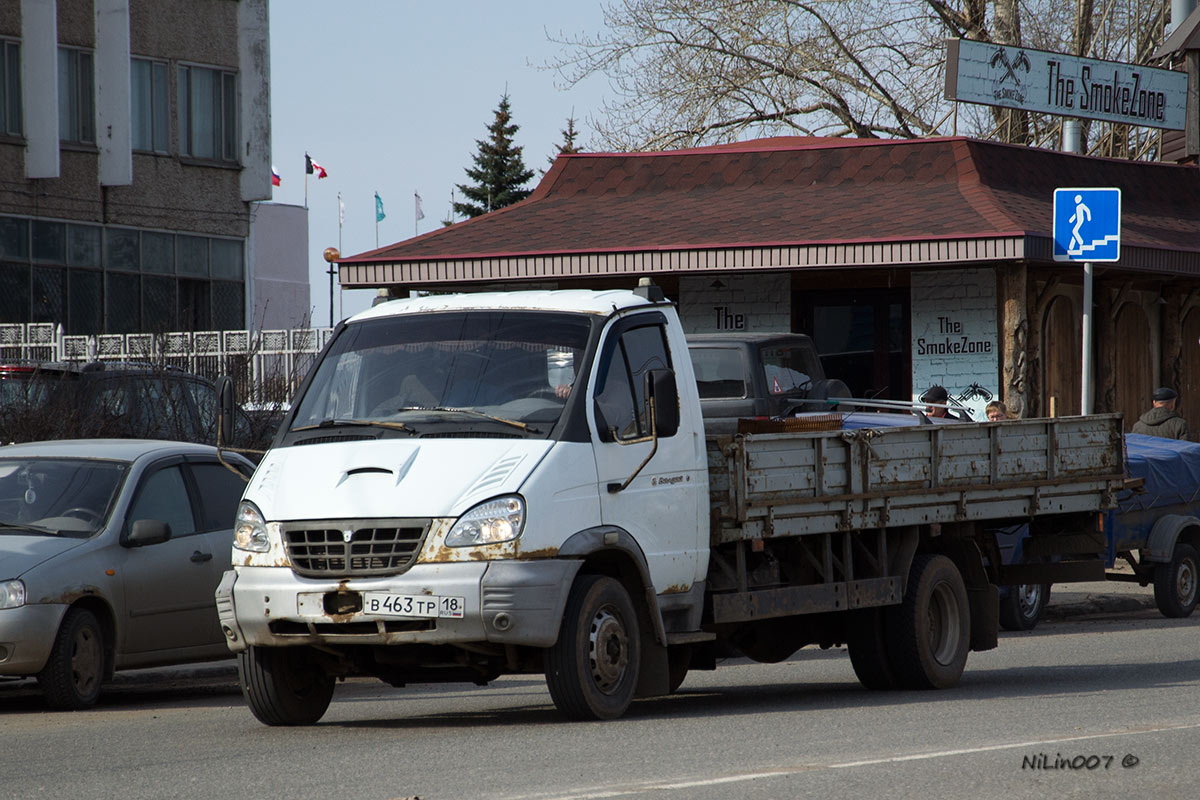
[217,559,581,652]
[0,604,68,675]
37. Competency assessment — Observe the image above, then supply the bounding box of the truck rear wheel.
[238,645,334,726]
[544,575,640,720]
[846,607,897,690]
[886,554,970,689]
[1154,543,1198,618]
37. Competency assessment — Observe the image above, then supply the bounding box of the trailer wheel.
[1153,543,1198,618]
[886,554,970,689]
[37,608,105,710]
[846,607,897,690]
[544,575,640,720]
[238,645,334,726]
[998,583,1051,631]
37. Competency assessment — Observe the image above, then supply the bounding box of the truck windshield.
[291,310,592,437]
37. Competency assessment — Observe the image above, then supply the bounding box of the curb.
[1043,592,1158,621]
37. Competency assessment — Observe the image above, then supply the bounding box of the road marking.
[507,720,1200,799]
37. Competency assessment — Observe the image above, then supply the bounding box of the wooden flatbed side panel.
[707,416,1124,539]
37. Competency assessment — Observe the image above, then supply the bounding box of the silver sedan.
[0,439,253,709]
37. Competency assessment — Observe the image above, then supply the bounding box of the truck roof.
[350,289,657,322]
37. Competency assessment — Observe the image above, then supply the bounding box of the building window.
[131,58,169,153]
[1,39,20,137]
[58,47,95,145]
[178,65,237,162]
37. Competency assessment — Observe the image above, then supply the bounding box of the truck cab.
[218,286,709,723]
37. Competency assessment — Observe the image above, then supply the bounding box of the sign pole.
[1081,261,1093,415]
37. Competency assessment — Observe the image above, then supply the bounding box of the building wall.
[677,272,791,333]
[910,268,1000,420]
[0,0,271,333]
[249,203,312,331]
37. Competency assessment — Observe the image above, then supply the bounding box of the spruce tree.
[454,94,535,218]
[548,115,582,167]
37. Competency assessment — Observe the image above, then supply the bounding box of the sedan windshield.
[0,458,128,537]
[291,310,593,437]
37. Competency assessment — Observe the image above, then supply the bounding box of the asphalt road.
[1,586,1196,800]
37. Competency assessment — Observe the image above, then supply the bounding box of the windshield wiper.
[0,521,61,536]
[292,418,417,434]
[396,406,538,434]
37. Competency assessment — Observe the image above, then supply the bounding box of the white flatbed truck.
[216,284,1124,724]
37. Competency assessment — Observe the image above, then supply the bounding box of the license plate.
[362,592,465,619]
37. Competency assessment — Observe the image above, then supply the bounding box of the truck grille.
[282,519,429,577]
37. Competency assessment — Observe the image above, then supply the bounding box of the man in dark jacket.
[1131,387,1189,440]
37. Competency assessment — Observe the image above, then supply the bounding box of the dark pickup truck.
[686,332,850,433]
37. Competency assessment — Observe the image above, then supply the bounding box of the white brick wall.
[911,268,1000,420]
[678,273,791,333]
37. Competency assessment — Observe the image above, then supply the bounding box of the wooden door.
[1042,296,1080,416]
[1180,308,1200,432]
[1113,303,1152,432]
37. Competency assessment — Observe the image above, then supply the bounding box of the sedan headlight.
[445,495,526,547]
[233,501,271,553]
[0,579,25,610]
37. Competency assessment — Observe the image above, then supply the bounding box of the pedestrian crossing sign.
[1053,187,1121,262]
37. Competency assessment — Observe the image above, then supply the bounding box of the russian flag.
[271,165,281,186]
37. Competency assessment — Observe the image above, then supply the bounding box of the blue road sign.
[1053,187,1121,262]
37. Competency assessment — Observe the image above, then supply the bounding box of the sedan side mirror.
[125,519,172,547]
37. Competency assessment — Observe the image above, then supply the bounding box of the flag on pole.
[305,153,328,178]
[375,192,386,222]
[415,192,425,221]
[271,165,281,186]
[338,194,345,226]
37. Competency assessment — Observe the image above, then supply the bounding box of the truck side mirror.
[646,369,679,438]
[217,375,236,446]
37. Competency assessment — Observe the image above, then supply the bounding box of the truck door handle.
[191,550,213,563]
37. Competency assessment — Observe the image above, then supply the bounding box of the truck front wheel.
[886,554,970,689]
[544,575,641,720]
[1154,543,1198,618]
[238,645,335,726]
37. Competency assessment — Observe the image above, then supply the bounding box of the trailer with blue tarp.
[1101,433,1200,618]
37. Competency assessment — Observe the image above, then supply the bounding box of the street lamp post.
[323,247,340,328]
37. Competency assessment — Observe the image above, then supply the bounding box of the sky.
[268,1,611,326]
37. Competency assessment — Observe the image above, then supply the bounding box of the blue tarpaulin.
[1107,434,1200,558]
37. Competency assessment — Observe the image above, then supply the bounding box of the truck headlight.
[233,501,271,552]
[445,495,525,547]
[0,579,25,609]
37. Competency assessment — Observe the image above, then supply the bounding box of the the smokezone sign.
[945,38,1187,131]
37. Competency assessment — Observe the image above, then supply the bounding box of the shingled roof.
[339,136,1200,288]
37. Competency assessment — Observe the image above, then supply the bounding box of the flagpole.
[336,193,340,326]
[337,192,343,324]
[375,190,379,248]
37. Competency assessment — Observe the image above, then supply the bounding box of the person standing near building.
[1131,387,1189,440]
[920,385,956,419]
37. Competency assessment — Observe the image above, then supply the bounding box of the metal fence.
[0,322,334,404]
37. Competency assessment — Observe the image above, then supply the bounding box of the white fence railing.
[0,322,334,402]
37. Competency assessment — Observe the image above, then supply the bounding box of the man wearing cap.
[920,385,953,419]
[1131,387,1189,440]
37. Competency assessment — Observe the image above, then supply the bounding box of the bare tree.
[548,0,1172,152]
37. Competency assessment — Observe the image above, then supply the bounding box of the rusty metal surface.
[709,415,1125,543]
